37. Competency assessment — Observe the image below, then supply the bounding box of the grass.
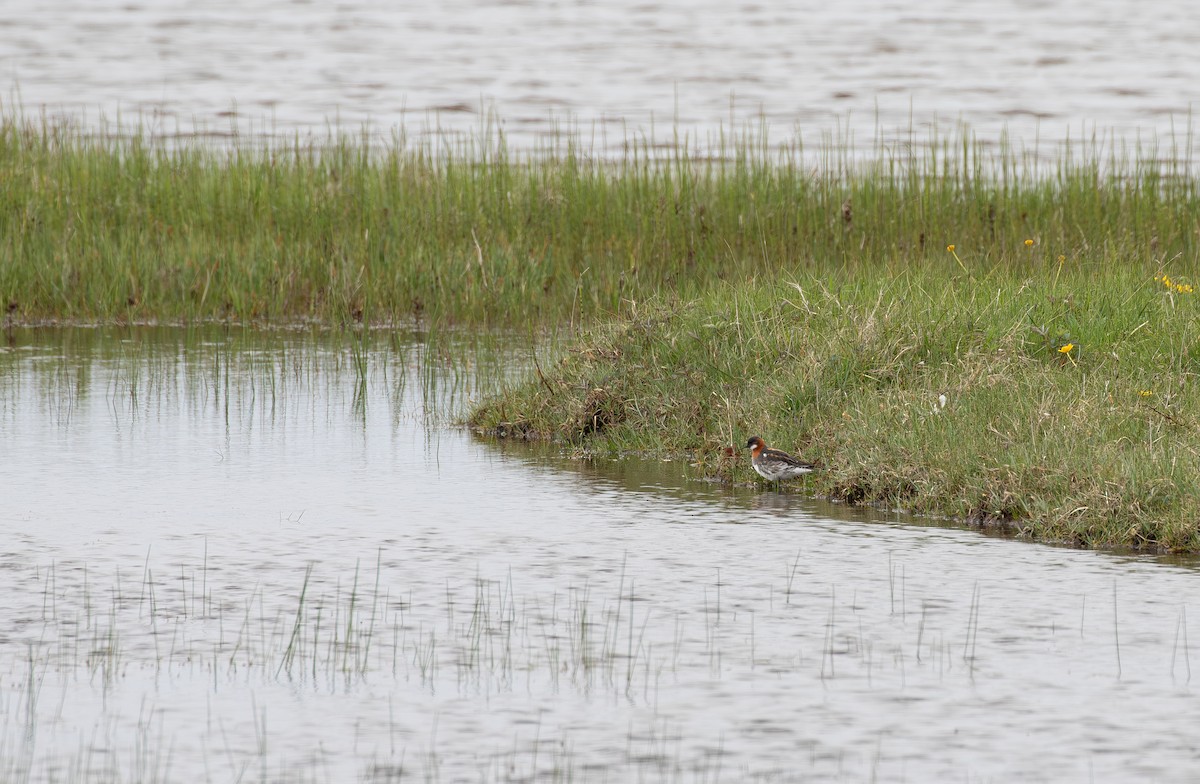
[5,540,1192,779]
[5,312,1200,776]
[1,550,813,782]
[470,262,1200,551]
[0,322,529,433]
[2,110,1199,326]
[8,109,1200,548]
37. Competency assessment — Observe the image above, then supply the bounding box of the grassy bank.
[9,113,1200,548]
[470,263,1200,551]
[2,113,1200,325]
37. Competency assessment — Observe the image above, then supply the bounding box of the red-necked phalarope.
[745,435,816,482]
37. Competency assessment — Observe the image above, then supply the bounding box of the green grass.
[470,264,1200,551]
[2,111,1199,325]
[8,110,1200,548]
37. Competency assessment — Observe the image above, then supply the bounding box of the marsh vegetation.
[5,319,1200,781]
[4,113,1200,551]
[3,114,1197,326]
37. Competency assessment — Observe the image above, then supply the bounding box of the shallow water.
[3,327,1200,782]
[7,0,1199,156]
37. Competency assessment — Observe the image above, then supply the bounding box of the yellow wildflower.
[1156,274,1194,293]
[946,244,969,275]
[1058,343,1074,354]
[1057,255,1066,263]
[1024,239,1034,247]
[1139,389,1153,398]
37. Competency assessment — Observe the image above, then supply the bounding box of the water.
[3,326,1200,782]
[6,0,1199,156]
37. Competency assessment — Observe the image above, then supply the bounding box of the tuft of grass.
[2,110,1200,326]
[470,263,1200,551]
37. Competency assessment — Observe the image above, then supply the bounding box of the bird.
[744,435,816,484]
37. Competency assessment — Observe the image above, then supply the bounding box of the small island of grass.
[4,111,1200,549]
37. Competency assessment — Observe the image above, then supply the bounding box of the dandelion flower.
[1057,255,1066,262]
[946,244,955,252]
[1024,239,1034,247]
[1058,343,1074,354]
[1139,389,1154,398]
